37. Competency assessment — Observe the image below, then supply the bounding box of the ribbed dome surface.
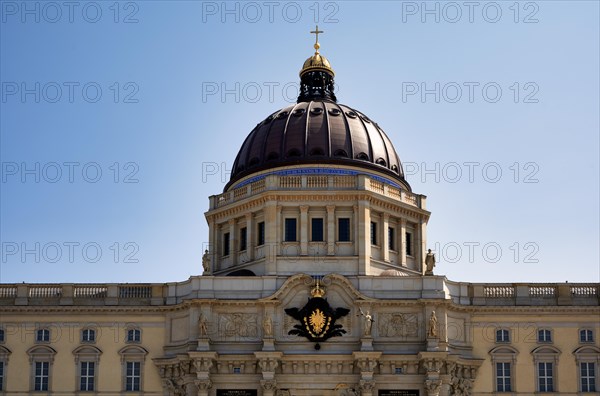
[227,100,410,191]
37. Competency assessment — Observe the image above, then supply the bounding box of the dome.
[226,101,410,191]
[225,27,410,192]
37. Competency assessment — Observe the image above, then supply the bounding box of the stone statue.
[358,307,374,337]
[198,313,208,338]
[263,315,273,337]
[428,310,438,338]
[425,249,436,275]
[202,249,210,274]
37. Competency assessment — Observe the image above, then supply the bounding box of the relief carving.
[377,313,418,337]
[218,313,258,339]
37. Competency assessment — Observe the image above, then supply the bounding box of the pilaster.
[326,205,336,256]
[300,205,309,256]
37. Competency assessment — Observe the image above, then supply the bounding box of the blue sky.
[1,1,598,284]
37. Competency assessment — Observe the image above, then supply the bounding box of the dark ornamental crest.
[284,279,350,349]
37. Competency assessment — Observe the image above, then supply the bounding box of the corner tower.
[205,28,430,277]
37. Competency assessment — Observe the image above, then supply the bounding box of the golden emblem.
[309,309,326,333]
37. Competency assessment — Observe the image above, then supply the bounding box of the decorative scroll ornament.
[284,278,350,349]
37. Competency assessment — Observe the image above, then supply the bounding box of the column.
[357,200,371,275]
[245,212,254,262]
[419,219,428,273]
[207,217,217,272]
[382,213,390,262]
[228,218,237,266]
[326,205,335,256]
[264,201,278,275]
[415,220,423,274]
[400,218,407,267]
[300,205,309,256]
[353,205,359,256]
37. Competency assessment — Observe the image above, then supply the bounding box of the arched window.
[36,328,50,343]
[580,329,595,343]
[126,328,141,343]
[538,328,552,343]
[81,328,96,343]
[496,328,510,343]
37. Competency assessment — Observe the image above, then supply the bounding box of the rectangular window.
[80,361,95,391]
[370,222,377,245]
[240,227,247,251]
[0,361,4,391]
[538,329,552,342]
[82,329,95,342]
[284,218,297,242]
[125,361,141,391]
[405,232,413,256]
[496,329,510,343]
[36,329,50,342]
[496,362,511,392]
[34,361,49,391]
[388,227,395,250]
[311,218,324,242]
[581,329,594,343]
[0,328,4,342]
[233,367,241,374]
[257,222,265,246]
[538,362,554,392]
[223,232,230,256]
[581,362,596,392]
[338,218,350,242]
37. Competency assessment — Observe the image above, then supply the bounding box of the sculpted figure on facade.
[357,307,374,337]
[198,313,209,338]
[263,315,273,337]
[202,249,211,274]
[425,248,436,275]
[428,310,438,338]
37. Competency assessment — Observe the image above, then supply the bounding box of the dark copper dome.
[226,100,410,191]
[225,29,410,192]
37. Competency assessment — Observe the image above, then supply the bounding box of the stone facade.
[0,34,598,396]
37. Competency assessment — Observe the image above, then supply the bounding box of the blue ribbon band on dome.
[233,167,402,189]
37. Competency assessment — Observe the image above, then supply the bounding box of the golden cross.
[310,25,324,45]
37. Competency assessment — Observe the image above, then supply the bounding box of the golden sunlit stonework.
[0,28,598,396]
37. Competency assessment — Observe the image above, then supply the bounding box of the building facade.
[0,32,598,396]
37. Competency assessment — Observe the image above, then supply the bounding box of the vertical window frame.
[257,222,265,246]
[284,218,297,242]
[311,218,324,242]
[338,218,351,242]
[239,227,247,251]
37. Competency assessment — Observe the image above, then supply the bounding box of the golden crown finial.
[310,278,326,298]
[310,25,324,54]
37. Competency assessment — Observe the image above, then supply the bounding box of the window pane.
[240,227,247,251]
[311,218,323,242]
[388,227,395,250]
[285,218,297,242]
[223,232,230,256]
[406,232,413,256]
[257,222,265,246]
[338,218,350,242]
[370,222,377,245]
